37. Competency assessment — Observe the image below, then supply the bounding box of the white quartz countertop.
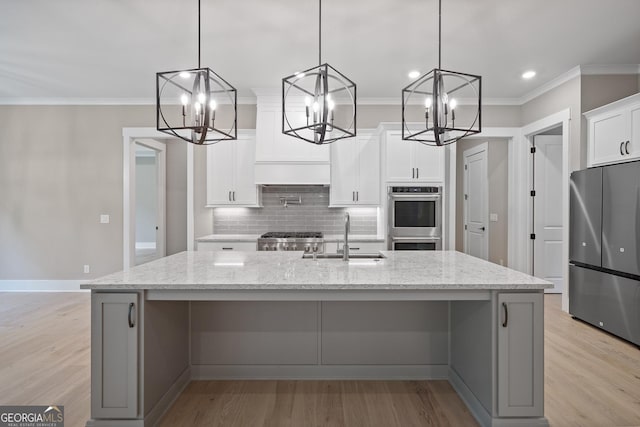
[324,234,384,242]
[196,234,261,242]
[82,251,552,290]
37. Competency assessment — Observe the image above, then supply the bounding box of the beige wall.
[165,142,187,256]
[455,138,509,266]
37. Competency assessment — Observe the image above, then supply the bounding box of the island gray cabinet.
[497,292,544,417]
[91,293,138,419]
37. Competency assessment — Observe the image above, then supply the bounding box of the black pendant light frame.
[156,0,237,145]
[282,0,357,145]
[402,0,481,146]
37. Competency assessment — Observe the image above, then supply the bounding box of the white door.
[463,144,488,260]
[533,135,564,293]
[233,134,258,205]
[330,138,358,205]
[386,132,414,181]
[206,140,234,205]
[356,135,380,205]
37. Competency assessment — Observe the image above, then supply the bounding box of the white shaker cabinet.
[586,93,640,167]
[497,292,544,417]
[330,134,380,206]
[91,293,138,419]
[206,132,261,207]
[385,131,444,182]
[197,241,257,251]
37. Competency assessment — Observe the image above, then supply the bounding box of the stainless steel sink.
[302,253,386,260]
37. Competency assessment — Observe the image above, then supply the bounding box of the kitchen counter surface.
[82,250,551,290]
[324,234,384,242]
[196,234,261,242]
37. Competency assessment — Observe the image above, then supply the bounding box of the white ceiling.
[1,0,640,102]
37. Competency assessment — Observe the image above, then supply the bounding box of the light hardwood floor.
[0,293,638,427]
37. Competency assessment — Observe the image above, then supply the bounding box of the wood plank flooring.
[0,293,638,427]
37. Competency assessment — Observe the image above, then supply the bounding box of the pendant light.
[401,0,481,146]
[156,0,237,145]
[282,0,356,145]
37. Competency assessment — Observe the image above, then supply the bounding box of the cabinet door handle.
[416,168,419,179]
[412,168,415,178]
[222,247,233,250]
[352,191,355,201]
[356,191,359,202]
[501,302,508,327]
[128,302,135,328]
[228,191,231,201]
[626,141,630,155]
[620,142,625,155]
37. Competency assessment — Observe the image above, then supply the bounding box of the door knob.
[480,226,486,231]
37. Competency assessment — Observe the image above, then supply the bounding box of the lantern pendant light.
[156,0,237,145]
[282,0,357,145]
[402,0,481,146]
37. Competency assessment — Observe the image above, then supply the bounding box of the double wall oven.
[388,186,442,250]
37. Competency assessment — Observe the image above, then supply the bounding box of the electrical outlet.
[84,265,90,274]
[100,214,110,224]
[490,213,498,222]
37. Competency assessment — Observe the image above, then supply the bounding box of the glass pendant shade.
[402,68,481,146]
[282,63,356,145]
[157,67,237,145]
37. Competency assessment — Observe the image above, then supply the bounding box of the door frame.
[123,128,194,270]
[520,109,571,311]
[134,139,166,263]
[462,142,489,260]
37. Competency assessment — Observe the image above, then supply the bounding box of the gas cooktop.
[260,232,323,239]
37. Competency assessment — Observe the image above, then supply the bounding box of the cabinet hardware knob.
[128,303,135,328]
[502,302,508,327]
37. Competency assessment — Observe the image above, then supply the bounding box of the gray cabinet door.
[602,161,640,276]
[569,168,602,266]
[497,293,544,417]
[91,293,138,419]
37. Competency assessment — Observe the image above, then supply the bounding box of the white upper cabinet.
[330,134,380,206]
[385,131,444,183]
[586,93,640,167]
[206,131,260,207]
[255,103,330,163]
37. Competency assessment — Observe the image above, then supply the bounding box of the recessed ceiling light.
[408,70,420,79]
[522,70,536,79]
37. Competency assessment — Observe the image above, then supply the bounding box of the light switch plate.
[489,213,498,222]
[100,214,110,224]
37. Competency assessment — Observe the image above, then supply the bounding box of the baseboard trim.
[449,367,492,427]
[144,366,191,427]
[192,364,449,380]
[0,280,87,292]
[135,242,157,250]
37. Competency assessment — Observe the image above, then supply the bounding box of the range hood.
[253,89,330,185]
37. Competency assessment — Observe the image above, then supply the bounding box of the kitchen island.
[82,251,551,427]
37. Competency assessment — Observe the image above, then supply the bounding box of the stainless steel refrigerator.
[569,161,640,346]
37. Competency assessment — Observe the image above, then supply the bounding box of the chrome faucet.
[343,212,350,261]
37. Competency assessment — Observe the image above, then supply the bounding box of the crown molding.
[2,64,638,107]
[0,96,258,106]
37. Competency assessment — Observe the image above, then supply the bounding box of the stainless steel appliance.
[569,162,640,346]
[388,186,442,250]
[257,232,325,253]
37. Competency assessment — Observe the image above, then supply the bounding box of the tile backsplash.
[213,186,378,235]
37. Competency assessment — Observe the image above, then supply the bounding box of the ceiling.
[2,0,640,102]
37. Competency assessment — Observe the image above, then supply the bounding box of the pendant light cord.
[318,0,322,66]
[198,0,201,68]
[438,0,441,69]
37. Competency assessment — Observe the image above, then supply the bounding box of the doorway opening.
[531,126,564,294]
[134,140,166,265]
[456,138,510,265]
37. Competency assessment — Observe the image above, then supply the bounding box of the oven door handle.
[390,236,441,242]
[390,194,441,201]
